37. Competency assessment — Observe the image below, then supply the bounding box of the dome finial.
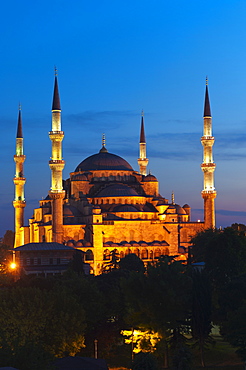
[141,109,144,117]
[206,76,208,86]
[171,191,175,205]
[102,133,106,147]
[54,65,58,77]
[18,102,21,111]
[100,133,108,153]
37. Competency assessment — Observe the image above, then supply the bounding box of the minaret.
[138,110,148,175]
[201,78,216,228]
[13,105,26,248]
[49,68,65,243]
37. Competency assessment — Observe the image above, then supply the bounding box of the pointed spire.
[52,66,61,111]
[140,110,146,143]
[204,77,211,117]
[16,104,23,138]
[100,133,108,153]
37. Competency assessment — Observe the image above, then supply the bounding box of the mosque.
[13,73,216,275]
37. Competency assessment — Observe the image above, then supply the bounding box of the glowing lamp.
[10,263,17,269]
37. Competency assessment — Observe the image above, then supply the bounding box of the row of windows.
[84,248,170,262]
[103,248,169,260]
[92,198,144,205]
[22,257,61,266]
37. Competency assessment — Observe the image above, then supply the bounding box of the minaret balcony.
[49,160,65,171]
[49,131,64,141]
[201,190,217,197]
[14,155,26,162]
[49,131,64,135]
[13,200,26,208]
[201,163,216,168]
[49,159,65,164]
[13,177,26,185]
[201,137,214,145]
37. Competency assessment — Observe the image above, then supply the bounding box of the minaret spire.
[52,67,61,111]
[201,78,216,228]
[49,68,65,243]
[13,105,26,248]
[138,110,148,175]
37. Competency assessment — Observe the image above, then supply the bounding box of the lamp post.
[10,250,17,281]
[94,339,98,359]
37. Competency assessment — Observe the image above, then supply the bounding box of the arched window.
[103,249,110,260]
[149,250,153,259]
[155,248,161,259]
[125,248,131,255]
[133,248,139,257]
[164,248,169,256]
[85,249,94,261]
[142,248,148,259]
[120,251,124,259]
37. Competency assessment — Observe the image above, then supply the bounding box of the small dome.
[96,184,138,197]
[143,174,158,182]
[167,204,187,215]
[175,205,187,215]
[72,173,88,181]
[75,151,133,172]
[183,204,190,209]
[67,240,75,246]
[76,241,83,247]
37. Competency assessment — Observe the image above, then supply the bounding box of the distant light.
[197,219,201,222]
[10,263,17,269]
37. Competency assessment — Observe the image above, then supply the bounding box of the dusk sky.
[1,0,246,237]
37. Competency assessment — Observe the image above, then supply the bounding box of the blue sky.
[1,0,246,236]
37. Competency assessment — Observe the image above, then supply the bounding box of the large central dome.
[75,149,134,172]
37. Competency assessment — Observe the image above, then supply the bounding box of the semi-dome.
[75,150,133,172]
[113,204,139,212]
[95,184,138,197]
[63,205,82,217]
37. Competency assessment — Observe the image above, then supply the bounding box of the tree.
[132,352,159,370]
[231,223,246,232]
[102,249,120,272]
[220,300,246,362]
[0,235,15,286]
[0,286,86,357]
[0,340,55,370]
[119,253,145,273]
[68,250,85,276]
[122,257,192,367]
[191,269,213,367]
[191,228,246,289]
[2,230,15,248]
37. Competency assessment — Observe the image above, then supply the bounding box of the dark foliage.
[132,352,159,370]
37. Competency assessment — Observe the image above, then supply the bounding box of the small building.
[14,242,78,277]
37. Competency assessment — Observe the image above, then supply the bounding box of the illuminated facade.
[13,75,216,275]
